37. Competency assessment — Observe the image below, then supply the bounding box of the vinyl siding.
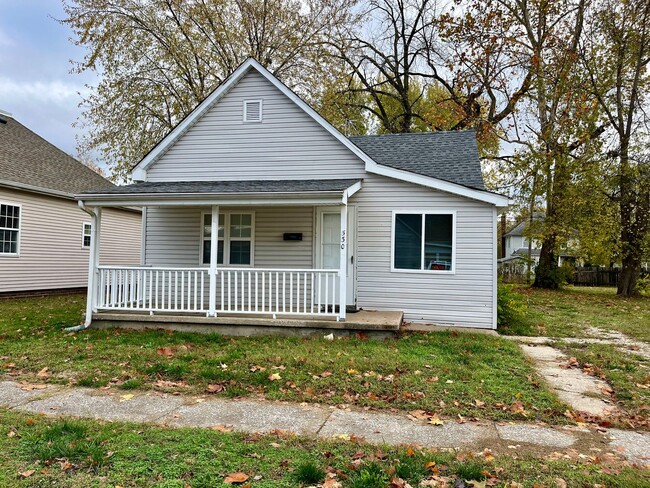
[145,70,366,182]
[350,174,496,328]
[144,206,314,268]
[0,187,141,293]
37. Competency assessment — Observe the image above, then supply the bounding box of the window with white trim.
[82,223,92,248]
[202,212,254,265]
[243,99,263,122]
[0,203,20,255]
[393,212,454,271]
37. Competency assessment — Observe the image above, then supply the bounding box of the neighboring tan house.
[76,59,509,333]
[0,110,141,296]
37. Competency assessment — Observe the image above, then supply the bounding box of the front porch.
[77,179,402,333]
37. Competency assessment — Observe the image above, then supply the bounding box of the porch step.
[91,310,403,338]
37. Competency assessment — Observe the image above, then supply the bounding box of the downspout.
[64,200,98,332]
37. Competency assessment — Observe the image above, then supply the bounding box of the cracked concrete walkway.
[518,344,617,416]
[1,380,649,467]
[506,330,650,360]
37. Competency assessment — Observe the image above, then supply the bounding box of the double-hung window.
[392,212,455,272]
[0,203,20,256]
[82,223,92,248]
[202,212,254,266]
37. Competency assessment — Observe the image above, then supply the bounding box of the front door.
[317,207,356,307]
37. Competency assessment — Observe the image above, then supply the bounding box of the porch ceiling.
[76,179,362,207]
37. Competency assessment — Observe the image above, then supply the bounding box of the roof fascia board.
[365,160,510,206]
[77,191,347,207]
[0,179,74,200]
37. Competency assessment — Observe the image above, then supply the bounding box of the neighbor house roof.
[0,113,115,198]
[505,212,545,237]
[349,131,485,190]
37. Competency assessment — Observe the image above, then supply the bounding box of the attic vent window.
[243,99,263,123]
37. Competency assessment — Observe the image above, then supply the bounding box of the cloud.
[0,78,90,106]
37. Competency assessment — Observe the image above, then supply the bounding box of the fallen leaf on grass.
[19,470,35,478]
[156,347,175,357]
[206,384,226,393]
[36,367,50,378]
[211,424,233,433]
[320,371,333,378]
[322,478,342,488]
[224,472,249,484]
[268,373,282,381]
[475,399,485,407]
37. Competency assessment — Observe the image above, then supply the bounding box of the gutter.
[64,200,97,332]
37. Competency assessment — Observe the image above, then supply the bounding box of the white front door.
[317,207,356,307]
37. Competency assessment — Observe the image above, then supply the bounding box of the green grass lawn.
[0,294,566,423]
[498,286,650,342]
[0,408,647,488]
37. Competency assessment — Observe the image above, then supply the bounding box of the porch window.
[82,223,92,248]
[392,212,455,272]
[0,203,20,255]
[202,212,253,266]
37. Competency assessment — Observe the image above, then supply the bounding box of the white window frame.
[242,99,263,123]
[390,210,456,274]
[200,211,255,267]
[0,201,21,257]
[82,222,92,249]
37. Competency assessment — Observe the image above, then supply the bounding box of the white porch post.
[338,202,347,321]
[84,206,101,326]
[208,205,219,316]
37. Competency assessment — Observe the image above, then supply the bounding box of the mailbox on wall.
[283,233,303,241]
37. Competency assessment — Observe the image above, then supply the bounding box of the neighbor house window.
[243,99,263,122]
[393,212,454,272]
[202,212,254,266]
[82,223,92,248]
[0,203,20,255]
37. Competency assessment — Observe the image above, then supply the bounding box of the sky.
[0,0,94,157]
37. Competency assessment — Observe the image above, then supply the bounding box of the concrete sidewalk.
[1,380,648,467]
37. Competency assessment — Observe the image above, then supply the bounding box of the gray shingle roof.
[505,212,545,237]
[0,115,115,196]
[79,179,361,196]
[349,130,485,190]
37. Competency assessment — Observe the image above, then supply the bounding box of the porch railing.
[95,266,339,318]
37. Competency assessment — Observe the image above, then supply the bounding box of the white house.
[76,59,509,333]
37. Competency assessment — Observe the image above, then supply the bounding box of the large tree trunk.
[618,254,641,296]
[533,237,560,289]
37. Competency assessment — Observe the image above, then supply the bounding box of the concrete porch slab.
[91,309,402,337]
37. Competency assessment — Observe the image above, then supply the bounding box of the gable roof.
[350,131,485,190]
[130,58,508,207]
[0,113,115,198]
[505,212,545,237]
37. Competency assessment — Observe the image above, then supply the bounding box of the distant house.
[0,111,141,296]
[75,59,510,333]
[500,213,573,266]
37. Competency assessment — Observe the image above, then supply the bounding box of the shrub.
[497,283,528,327]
